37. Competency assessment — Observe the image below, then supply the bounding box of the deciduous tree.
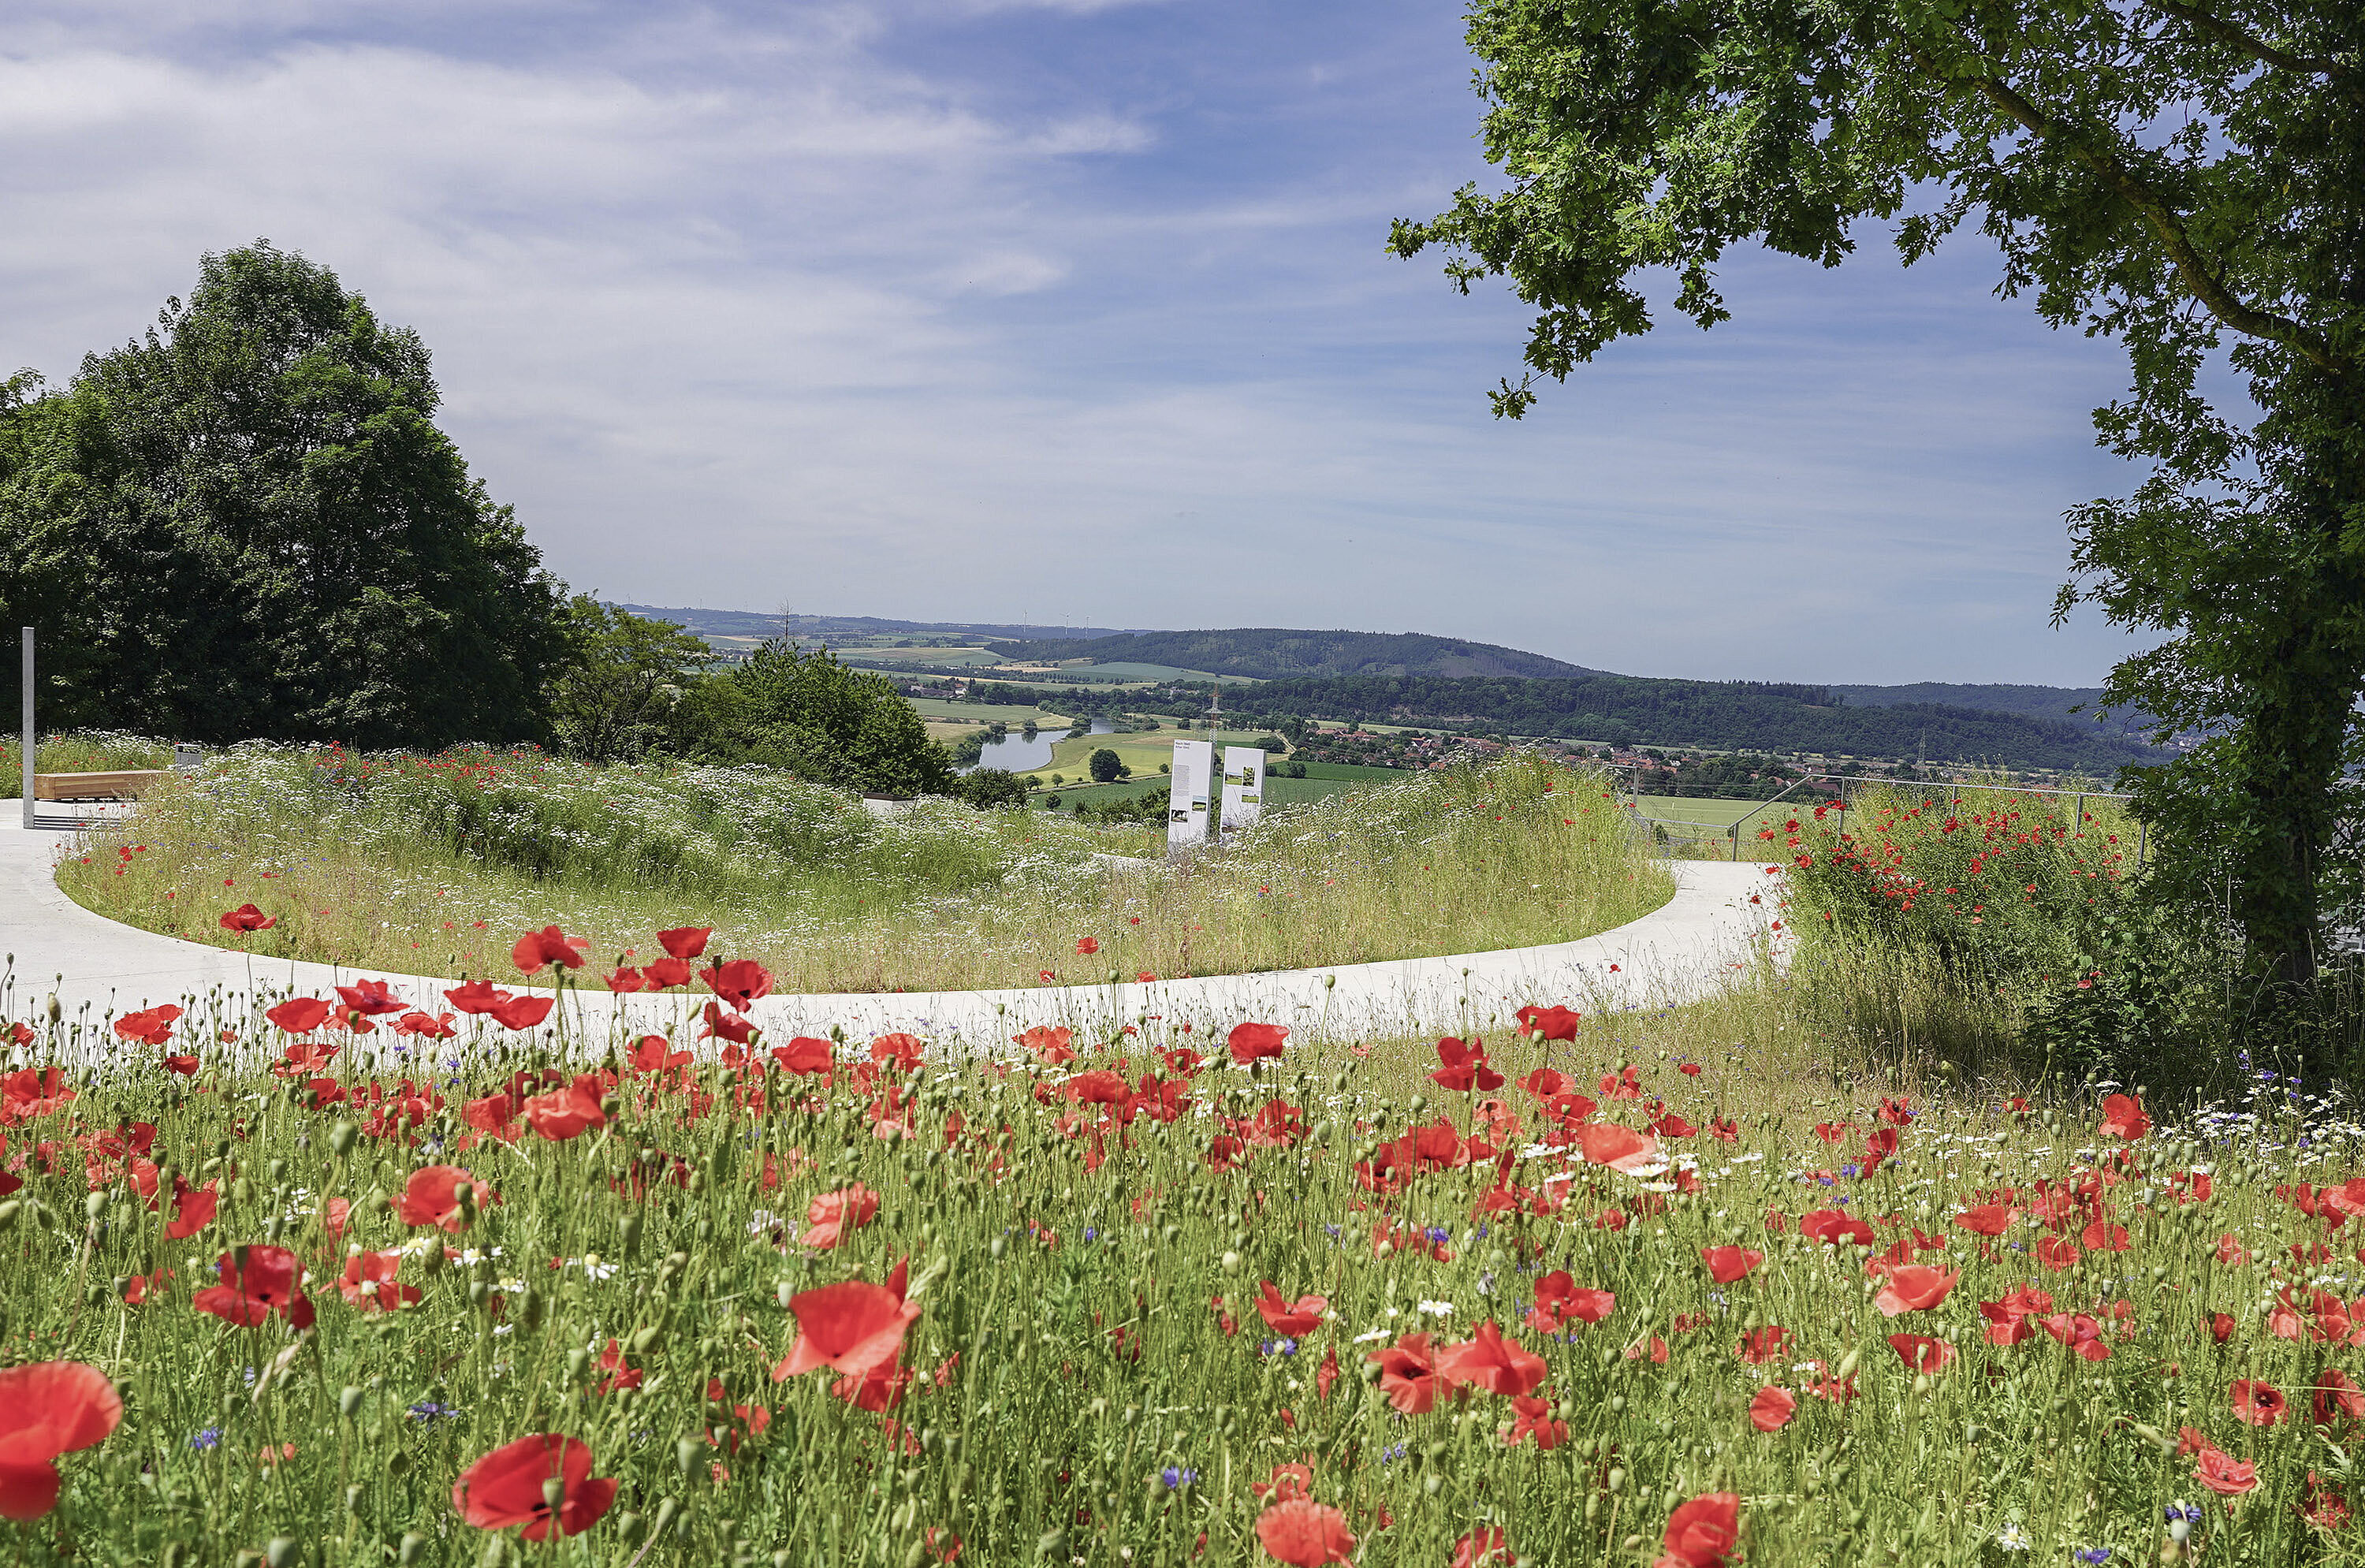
[1394,0,2363,1056]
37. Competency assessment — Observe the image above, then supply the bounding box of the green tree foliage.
[950,768,1029,810]
[1088,747,1125,783]
[1392,0,2363,1053]
[546,598,713,762]
[669,640,953,797]
[0,244,564,748]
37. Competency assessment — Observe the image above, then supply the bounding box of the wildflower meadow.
[2,886,2361,1568]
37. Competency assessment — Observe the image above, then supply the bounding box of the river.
[959,719,1115,774]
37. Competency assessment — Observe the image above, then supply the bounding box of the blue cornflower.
[1161,1466,1197,1489]
[189,1428,222,1451]
[1082,1227,1098,1242]
[1380,1442,1409,1464]
[408,1401,459,1422]
[1425,1227,1450,1246]
[2074,1549,2110,1565]
[2164,1503,2202,1543]
[1261,1338,1298,1358]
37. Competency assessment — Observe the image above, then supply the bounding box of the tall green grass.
[56,747,1668,993]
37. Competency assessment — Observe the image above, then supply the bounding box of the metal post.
[20,628,32,829]
[2074,793,2085,835]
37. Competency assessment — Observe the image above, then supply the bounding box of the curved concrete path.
[0,812,1784,1056]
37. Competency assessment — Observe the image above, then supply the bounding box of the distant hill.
[1828,681,2155,743]
[986,628,1602,681]
[613,605,1139,642]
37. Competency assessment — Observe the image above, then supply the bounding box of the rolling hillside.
[985,628,1602,680]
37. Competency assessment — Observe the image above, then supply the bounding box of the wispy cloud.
[0,0,2162,685]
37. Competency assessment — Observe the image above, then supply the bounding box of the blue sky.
[2,0,2174,685]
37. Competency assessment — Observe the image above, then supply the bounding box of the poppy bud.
[339,1386,364,1418]
[265,1539,301,1568]
[84,1190,108,1223]
[620,1212,644,1259]
[345,1486,363,1514]
[397,1537,428,1566]
[233,1177,254,1207]
[1220,1251,1241,1274]
[652,1497,680,1538]
[632,1324,664,1355]
[329,1120,359,1156]
[386,1451,412,1479]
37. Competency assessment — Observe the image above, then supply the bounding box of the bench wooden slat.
[32,770,173,802]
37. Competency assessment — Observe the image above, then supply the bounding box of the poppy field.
[56,746,1667,993]
[2,897,2361,1568]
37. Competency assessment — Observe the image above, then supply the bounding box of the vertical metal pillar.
[19,628,32,829]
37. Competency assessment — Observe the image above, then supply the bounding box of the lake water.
[959,719,1114,773]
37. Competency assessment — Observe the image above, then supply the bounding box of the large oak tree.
[1395,0,2363,1057]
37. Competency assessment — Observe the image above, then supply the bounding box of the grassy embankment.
[57,749,1669,993]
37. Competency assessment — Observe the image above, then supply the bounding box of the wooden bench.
[32,770,173,802]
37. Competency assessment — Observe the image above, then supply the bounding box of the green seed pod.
[676,1437,702,1480]
[264,1539,302,1568]
[397,1538,429,1567]
[329,1121,359,1157]
[338,1386,364,1418]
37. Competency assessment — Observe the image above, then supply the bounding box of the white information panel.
[1220,745,1266,835]
[1167,739,1213,848]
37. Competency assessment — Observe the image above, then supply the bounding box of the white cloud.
[0,0,2162,686]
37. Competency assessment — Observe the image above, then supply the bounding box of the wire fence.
[1614,769,2143,863]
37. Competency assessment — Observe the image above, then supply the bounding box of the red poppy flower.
[2315,1369,2365,1425]
[2099,1092,2151,1140]
[487,994,555,1032]
[1366,1332,1441,1413]
[1452,1524,1514,1566]
[1430,1037,1503,1092]
[1748,1386,1795,1432]
[1076,937,1100,955]
[1014,1025,1074,1066]
[1254,1284,1328,1336]
[0,1067,74,1123]
[453,1435,617,1540]
[162,1053,199,1076]
[701,958,773,1011]
[523,1075,608,1141]
[1505,1396,1567,1451]
[2034,1235,2081,1271]
[334,979,408,1017]
[1253,1499,1356,1566]
[1435,1320,1547,1396]
[1887,1334,1954,1372]
[1700,1246,1763,1284]
[1872,1264,1959,1317]
[2194,1446,2258,1496]
[338,1251,420,1313]
[2231,1379,2288,1426]
[1953,1204,2010,1236]
[1577,1123,1661,1173]
[1658,1492,1741,1568]
[1736,1325,1791,1365]
[1227,1022,1289,1065]
[627,1035,691,1075]
[771,1037,836,1075]
[509,926,590,974]
[644,956,693,988]
[218,903,277,933]
[394,1011,457,1039]
[803,1185,882,1250]
[442,980,507,1015]
[397,1166,495,1231]
[1514,1003,1581,1041]
[698,1003,758,1046]
[164,1182,218,1239]
[111,1004,183,1046]
[192,1245,315,1330]
[871,1034,925,1071]
[265,996,332,1035]
[2039,1313,2111,1360]
[1527,1272,1615,1332]
[1797,1209,1875,1248]
[604,967,652,994]
[0,1362,121,1521]
[594,1339,642,1395]
[657,926,713,959]
[775,1260,923,1381]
